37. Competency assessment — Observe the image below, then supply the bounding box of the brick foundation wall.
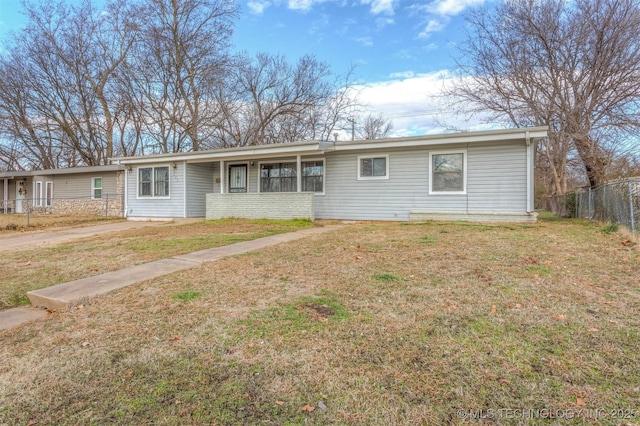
[206,192,315,220]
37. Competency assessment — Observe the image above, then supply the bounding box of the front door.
[229,165,247,193]
[15,181,26,213]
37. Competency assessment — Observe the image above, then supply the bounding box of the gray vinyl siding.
[186,163,215,217]
[315,141,529,221]
[126,163,185,218]
[316,150,431,221]
[51,173,119,199]
[467,141,527,211]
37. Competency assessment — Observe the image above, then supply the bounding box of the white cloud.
[355,36,373,47]
[247,1,271,14]
[428,0,485,17]
[360,0,396,15]
[418,18,448,38]
[357,71,493,137]
[288,0,315,11]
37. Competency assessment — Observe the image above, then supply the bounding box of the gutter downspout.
[123,164,129,217]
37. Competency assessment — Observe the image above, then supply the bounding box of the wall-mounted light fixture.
[125,165,132,172]
[250,161,255,166]
[170,162,177,169]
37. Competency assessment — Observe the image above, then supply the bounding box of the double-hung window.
[302,160,324,193]
[138,166,170,197]
[92,177,102,199]
[429,151,466,194]
[358,155,388,180]
[260,162,297,192]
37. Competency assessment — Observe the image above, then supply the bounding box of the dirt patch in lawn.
[0,214,638,424]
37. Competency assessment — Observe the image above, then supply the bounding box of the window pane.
[93,178,102,199]
[260,163,297,192]
[373,158,386,176]
[302,161,323,192]
[139,168,152,196]
[432,153,464,192]
[360,158,372,176]
[155,167,169,196]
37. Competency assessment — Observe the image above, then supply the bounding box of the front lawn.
[0,214,638,424]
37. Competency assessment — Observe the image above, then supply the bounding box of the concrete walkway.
[0,225,340,331]
[0,220,167,252]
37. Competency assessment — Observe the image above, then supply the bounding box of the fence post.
[629,182,636,236]
[26,199,30,227]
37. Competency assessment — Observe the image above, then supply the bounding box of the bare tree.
[213,52,332,146]
[130,0,238,152]
[447,0,640,192]
[0,0,138,166]
[212,53,363,147]
[358,113,393,140]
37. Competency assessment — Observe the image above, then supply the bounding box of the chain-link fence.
[544,178,639,236]
[1,193,124,224]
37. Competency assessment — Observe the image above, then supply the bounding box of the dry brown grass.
[0,218,314,309]
[0,214,123,234]
[1,214,639,425]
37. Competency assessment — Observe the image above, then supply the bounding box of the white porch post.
[220,160,225,193]
[296,155,301,192]
[3,178,8,214]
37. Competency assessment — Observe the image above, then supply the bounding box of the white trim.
[34,181,43,207]
[257,160,297,193]
[182,160,187,218]
[429,150,467,195]
[296,155,302,193]
[357,154,389,180]
[301,157,325,195]
[111,127,548,166]
[91,176,103,199]
[136,165,171,199]
[45,181,53,207]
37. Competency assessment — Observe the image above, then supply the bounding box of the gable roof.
[110,127,548,165]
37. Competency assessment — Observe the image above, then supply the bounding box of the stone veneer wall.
[50,195,124,217]
[206,192,315,220]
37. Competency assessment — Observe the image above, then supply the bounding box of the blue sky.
[0,0,489,136]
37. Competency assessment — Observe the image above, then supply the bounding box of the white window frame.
[92,177,103,199]
[34,181,43,207]
[357,154,389,180]
[258,161,298,193]
[301,158,325,195]
[429,150,467,195]
[45,181,53,207]
[137,166,171,199]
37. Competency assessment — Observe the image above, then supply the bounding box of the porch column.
[3,178,8,214]
[296,155,301,192]
[220,160,225,193]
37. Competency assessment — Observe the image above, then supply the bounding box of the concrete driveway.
[0,220,168,252]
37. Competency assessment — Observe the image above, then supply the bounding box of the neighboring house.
[0,165,124,216]
[111,127,548,222]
